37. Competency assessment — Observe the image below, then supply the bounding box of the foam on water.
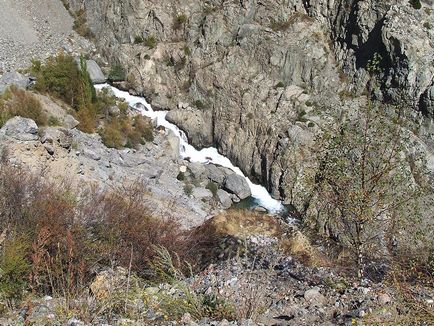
[96,84,284,213]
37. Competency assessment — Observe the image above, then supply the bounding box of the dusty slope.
[0,0,93,72]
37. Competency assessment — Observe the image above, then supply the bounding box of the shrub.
[0,86,48,127]
[184,183,193,197]
[108,64,126,82]
[174,14,188,30]
[0,234,31,304]
[144,36,157,49]
[134,35,144,44]
[0,160,199,302]
[194,100,206,110]
[274,81,285,89]
[31,54,95,112]
[99,115,154,149]
[409,0,422,9]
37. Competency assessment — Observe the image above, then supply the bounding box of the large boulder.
[75,59,106,84]
[1,117,38,141]
[223,174,251,200]
[85,60,106,84]
[206,164,232,185]
[0,71,30,94]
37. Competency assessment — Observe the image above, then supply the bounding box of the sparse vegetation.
[108,63,126,82]
[206,181,218,197]
[134,35,144,44]
[274,81,285,89]
[173,14,188,30]
[72,9,94,39]
[302,101,433,277]
[194,99,206,110]
[144,35,157,49]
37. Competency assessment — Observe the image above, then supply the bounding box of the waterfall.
[95,84,284,213]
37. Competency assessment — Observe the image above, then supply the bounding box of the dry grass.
[280,231,330,267]
[204,209,283,238]
[0,86,48,127]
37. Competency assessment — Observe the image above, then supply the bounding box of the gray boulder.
[62,115,80,129]
[86,60,106,84]
[188,162,207,180]
[0,71,30,93]
[1,117,38,141]
[217,189,233,209]
[223,174,251,200]
[40,128,73,149]
[76,59,106,84]
[192,187,213,200]
[206,164,231,185]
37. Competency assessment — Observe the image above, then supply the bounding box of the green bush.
[31,54,95,112]
[194,100,206,110]
[108,64,126,82]
[99,115,154,149]
[144,36,157,49]
[0,235,31,303]
[134,35,144,44]
[409,0,422,9]
[274,81,285,89]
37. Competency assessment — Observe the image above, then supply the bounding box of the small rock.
[109,105,121,117]
[44,144,55,155]
[179,165,187,173]
[377,293,391,305]
[304,288,326,306]
[67,317,85,326]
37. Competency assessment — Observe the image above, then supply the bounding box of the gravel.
[0,0,94,73]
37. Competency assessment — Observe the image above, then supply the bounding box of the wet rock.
[223,174,251,200]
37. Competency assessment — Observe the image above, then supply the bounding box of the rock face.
[64,0,434,207]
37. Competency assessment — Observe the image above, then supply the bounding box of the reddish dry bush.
[84,183,189,275]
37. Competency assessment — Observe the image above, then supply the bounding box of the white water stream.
[96,84,284,213]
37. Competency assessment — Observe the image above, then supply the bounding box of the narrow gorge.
[0,0,433,325]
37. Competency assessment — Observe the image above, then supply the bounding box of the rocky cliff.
[65,0,434,206]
